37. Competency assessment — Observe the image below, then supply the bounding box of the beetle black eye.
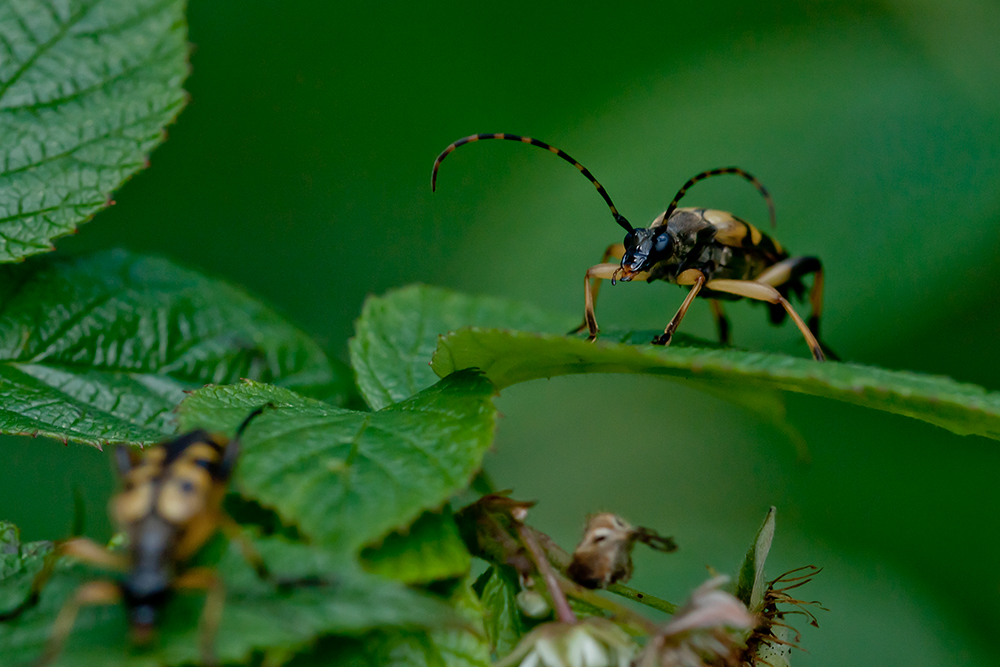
[653,233,672,253]
[623,230,639,251]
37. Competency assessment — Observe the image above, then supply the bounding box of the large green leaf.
[0,534,460,666]
[349,284,575,410]
[352,286,808,455]
[432,327,1000,442]
[0,0,188,261]
[360,510,472,585]
[177,372,498,552]
[0,250,342,447]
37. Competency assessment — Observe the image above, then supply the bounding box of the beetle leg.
[38,580,121,666]
[0,537,130,624]
[218,516,272,580]
[704,279,825,361]
[175,567,224,667]
[578,263,621,341]
[569,243,626,336]
[755,256,824,336]
[653,272,706,346]
[60,537,129,572]
[708,299,730,345]
[808,263,825,337]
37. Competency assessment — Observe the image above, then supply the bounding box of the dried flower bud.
[637,576,755,667]
[567,513,677,589]
[743,566,825,664]
[498,617,636,667]
[455,492,538,575]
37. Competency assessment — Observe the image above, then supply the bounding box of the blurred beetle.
[29,406,270,665]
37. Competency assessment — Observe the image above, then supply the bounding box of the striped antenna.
[663,167,776,228]
[235,403,273,440]
[432,133,633,232]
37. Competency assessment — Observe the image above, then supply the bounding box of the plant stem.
[607,582,678,615]
[558,579,660,636]
[516,523,576,624]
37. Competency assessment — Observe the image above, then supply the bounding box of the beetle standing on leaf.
[432,133,831,361]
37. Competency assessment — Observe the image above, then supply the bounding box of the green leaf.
[0,0,188,262]
[177,372,498,552]
[0,520,52,616]
[297,579,491,667]
[361,510,472,585]
[734,507,776,611]
[432,327,1000,442]
[0,250,343,447]
[476,565,538,659]
[349,285,576,410]
[0,534,460,666]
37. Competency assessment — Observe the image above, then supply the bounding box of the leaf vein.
[0,0,104,102]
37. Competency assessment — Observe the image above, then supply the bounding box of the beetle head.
[618,227,674,281]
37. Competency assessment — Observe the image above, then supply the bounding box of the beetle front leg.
[653,271,705,346]
[0,537,130,625]
[39,580,122,666]
[569,243,626,336]
[577,263,621,341]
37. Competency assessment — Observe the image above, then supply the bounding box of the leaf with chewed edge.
[0,250,347,448]
[178,372,497,552]
[0,0,189,261]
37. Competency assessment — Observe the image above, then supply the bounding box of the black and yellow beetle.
[432,133,829,361]
[28,406,269,664]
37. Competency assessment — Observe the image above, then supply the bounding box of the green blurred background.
[3,1,1000,664]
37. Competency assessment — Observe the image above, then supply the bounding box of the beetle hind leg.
[704,279,825,361]
[174,567,225,666]
[708,299,730,345]
[755,256,824,334]
[754,256,838,358]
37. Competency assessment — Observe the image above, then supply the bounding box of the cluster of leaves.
[2,1,1000,665]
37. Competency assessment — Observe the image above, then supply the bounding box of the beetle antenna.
[432,133,633,232]
[664,167,776,228]
[235,403,274,440]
